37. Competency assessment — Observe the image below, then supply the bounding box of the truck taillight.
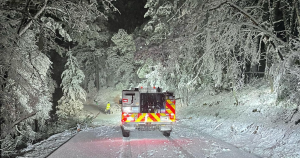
[170,113,174,119]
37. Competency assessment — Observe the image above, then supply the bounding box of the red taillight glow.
[122,113,128,122]
[170,113,174,119]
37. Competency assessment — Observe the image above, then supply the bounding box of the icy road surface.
[48,104,259,158]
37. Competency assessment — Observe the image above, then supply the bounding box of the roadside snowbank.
[18,129,76,158]
[177,80,300,158]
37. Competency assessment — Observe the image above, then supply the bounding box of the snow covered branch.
[209,1,286,60]
[18,0,48,37]
[209,1,259,26]
[1,111,37,139]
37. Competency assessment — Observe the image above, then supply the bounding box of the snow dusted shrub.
[273,38,300,106]
[57,96,84,118]
[57,51,86,119]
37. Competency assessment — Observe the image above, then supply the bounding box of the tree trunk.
[34,119,39,132]
[95,56,100,91]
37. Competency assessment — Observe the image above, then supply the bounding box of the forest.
[0,0,299,157]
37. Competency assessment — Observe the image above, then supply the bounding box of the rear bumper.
[121,122,174,131]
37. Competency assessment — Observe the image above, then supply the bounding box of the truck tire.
[122,130,130,137]
[121,126,130,137]
[163,131,171,137]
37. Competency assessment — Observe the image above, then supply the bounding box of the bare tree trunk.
[295,0,300,26]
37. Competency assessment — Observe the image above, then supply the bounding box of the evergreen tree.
[57,51,86,118]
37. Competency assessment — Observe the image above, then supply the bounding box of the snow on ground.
[17,83,300,157]
[177,80,300,158]
[17,129,76,158]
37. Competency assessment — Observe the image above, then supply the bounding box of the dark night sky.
[108,0,150,33]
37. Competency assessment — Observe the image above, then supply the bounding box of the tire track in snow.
[119,137,132,158]
[166,136,196,158]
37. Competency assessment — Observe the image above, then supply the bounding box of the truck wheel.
[121,126,130,137]
[163,131,171,137]
[122,130,130,137]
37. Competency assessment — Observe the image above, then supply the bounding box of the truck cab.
[120,87,175,137]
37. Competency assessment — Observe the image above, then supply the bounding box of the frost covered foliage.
[57,51,86,118]
[0,0,116,156]
[1,31,53,155]
[273,37,300,106]
[143,0,173,43]
[73,22,110,91]
[107,29,139,89]
[200,0,299,102]
[139,0,299,106]
[138,0,210,105]
[201,2,263,90]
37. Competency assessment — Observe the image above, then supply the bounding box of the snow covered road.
[48,105,259,158]
[47,125,259,158]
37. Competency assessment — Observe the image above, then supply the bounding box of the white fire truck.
[120,87,176,137]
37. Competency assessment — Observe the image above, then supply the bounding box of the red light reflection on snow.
[130,138,167,146]
[61,133,192,157]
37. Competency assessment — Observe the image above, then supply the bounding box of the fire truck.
[120,87,176,137]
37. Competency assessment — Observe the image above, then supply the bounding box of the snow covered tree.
[137,0,206,105]
[1,30,53,156]
[56,51,86,118]
[138,0,299,106]
[71,21,111,100]
[107,29,140,89]
[0,0,116,156]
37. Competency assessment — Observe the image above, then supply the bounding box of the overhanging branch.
[209,1,258,26]
[209,1,286,61]
[1,111,37,139]
[18,0,48,36]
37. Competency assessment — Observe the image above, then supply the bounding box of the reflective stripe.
[160,113,166,116]
[135,113,146,122]
[121,99,176,123]
[166,109,173,114]
[151,113,160,122]
[146,116,153,122]
[166,99,176,122]
[166,100,175,114]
